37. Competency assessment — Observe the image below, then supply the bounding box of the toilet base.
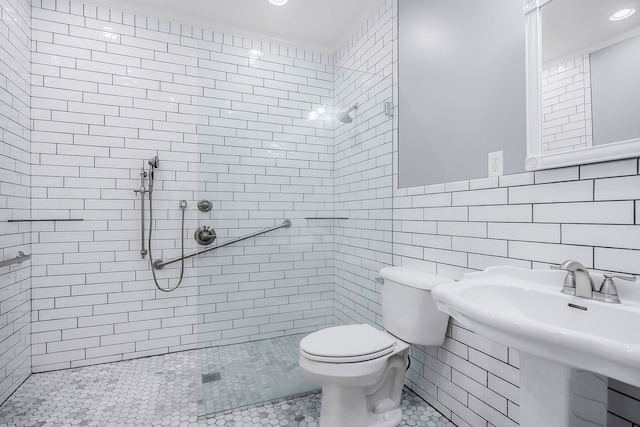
[368,407,403,427]
[314,350,409,427]
[318,384,404,427]
[319,384,368,427]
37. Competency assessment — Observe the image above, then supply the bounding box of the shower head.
[336,103,358,124]
[148,156,159,169]
[336,111,353,124]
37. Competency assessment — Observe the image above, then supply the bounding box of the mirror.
[525,0,640,170]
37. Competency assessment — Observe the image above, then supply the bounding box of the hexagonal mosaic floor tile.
[0,336,455,427]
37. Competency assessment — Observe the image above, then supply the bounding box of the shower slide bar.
[0,251,31,269]
[153,219,292,270]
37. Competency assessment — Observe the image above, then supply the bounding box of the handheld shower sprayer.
[137,154,188,293]
[147,156,159,191]
[133,157,160,258]
[148,155,159,169]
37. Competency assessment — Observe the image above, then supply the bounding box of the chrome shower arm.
[153,219,292,269]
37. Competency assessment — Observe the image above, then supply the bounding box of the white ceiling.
[88,0,382,54]
[542,0,640,64]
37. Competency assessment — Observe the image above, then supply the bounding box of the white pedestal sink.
[519,354,607,427]
[431,266,640,427]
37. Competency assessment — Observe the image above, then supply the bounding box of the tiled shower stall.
[29,0,340,371]
[2,0,397,415]
[1,0,640,426]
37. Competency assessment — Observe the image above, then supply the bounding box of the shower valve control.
[197,199,213,212]
[195,226,217,246]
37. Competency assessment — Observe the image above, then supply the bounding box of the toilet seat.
[299,324,398,363]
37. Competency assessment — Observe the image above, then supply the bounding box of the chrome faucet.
[556,260,637,304]
[558,260,595,299]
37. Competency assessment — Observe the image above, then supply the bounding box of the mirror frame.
[524,0,640,170]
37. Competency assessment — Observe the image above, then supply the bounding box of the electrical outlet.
[488,151,503,177]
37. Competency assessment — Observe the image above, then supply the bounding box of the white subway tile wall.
[393,159,640,426]
[0,0,31,403]
[541,55,592,154]
[29,0,335,372]
[333,0,394,327]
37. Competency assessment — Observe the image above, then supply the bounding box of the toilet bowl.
[299,267,453,427]
[300,324,410,427]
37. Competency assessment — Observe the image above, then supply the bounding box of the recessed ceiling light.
[610,8,636,21]
[268,0,288,5]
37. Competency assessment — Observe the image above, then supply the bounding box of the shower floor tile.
[198,334,318,415]
[0,337,455,427]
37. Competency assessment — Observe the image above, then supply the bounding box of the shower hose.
[147,191,186,293]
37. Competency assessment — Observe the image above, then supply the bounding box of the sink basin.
[432,266,640,388]
[432,265,640,426]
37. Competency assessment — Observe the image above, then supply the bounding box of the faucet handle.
[550,264,577,295]
[561,271,576,295]
[595,273,636,304]
[603,273,636,283]
[194,226,216,245]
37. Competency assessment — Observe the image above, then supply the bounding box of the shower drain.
[201,372,222,384]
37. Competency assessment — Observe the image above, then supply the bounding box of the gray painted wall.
[398,0,526,188]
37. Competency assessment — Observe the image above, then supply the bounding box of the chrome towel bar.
[153,219,292,270]
[0,251,31,268]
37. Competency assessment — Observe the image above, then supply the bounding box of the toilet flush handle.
[375,277,384,284]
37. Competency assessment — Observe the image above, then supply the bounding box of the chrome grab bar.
[0,251,31,268]
[153,219,292,270]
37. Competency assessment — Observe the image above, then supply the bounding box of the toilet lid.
[299,324,397,363]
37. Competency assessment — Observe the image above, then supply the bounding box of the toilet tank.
[379,266,453,346]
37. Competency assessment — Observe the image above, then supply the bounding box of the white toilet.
[298,266,452,427]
